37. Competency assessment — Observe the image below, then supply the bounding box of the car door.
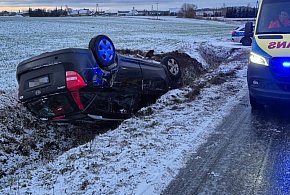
[114,56,143,89]
[139,61,168,93]
[111,56,143,115]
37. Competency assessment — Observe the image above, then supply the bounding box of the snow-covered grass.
[0,16,237,71]
[1,49,249,194]
[0,16,250,194]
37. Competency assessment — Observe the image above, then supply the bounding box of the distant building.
[130,7,138,16]
[149,10,170,16]
[196,9,214,17]
[104,10,118,16]
[68,9,91,16]
[0,11,9,16]
[108,9,170,17]
[196,8,222,17]
[19,11,29,17]
[69,10,78,16]
[169,8,181,16]
[79,9,91,16]
[137,10,150,16]
[117,11,130,16]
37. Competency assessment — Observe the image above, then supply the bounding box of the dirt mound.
[117,49,205,85]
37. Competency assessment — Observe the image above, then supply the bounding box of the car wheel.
[89,35,116,69]
[241,37,252,46]
[161,56,181,79]
[250,95,264,110]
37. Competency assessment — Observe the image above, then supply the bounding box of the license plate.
[28,75,50,88]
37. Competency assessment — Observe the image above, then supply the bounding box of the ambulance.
[246,0,290,109]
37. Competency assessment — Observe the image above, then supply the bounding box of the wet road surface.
[163,95,290,195]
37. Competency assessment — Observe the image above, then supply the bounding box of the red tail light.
[66,71,86,111]
[66,71,86,91]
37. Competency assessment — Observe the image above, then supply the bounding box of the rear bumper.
[247,62,290,104]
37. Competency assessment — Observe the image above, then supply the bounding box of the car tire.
[250,95,264,110]
[89,35,117,69]
[241,37,252,46]
[161,56,181,79]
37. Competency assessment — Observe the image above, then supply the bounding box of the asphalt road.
[163,95,290,195]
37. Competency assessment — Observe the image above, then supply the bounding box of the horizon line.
[0,4,257,13]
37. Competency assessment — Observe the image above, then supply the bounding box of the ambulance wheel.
[250,95,264,110]
[241,37,252,46]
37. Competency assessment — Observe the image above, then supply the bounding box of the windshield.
[27,94,75,118]
[257,0,290,34]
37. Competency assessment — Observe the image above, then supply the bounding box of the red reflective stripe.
[71,91,84,111]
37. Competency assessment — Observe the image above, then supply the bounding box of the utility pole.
[96,3,98,16]
[156,1,159,20]
[255,0,259,17]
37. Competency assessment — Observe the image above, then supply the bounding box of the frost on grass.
[198,42,241,69]
[0,91,115,189]
[1,44,250,195]
[0,16,249,194]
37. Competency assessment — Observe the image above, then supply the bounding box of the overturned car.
[16,35,182,123]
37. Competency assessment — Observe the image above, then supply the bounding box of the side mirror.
[245,22,254,37]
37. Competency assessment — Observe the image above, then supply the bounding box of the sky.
[0,0,257,12]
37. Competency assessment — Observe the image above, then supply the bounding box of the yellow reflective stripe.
[255,34,290,57]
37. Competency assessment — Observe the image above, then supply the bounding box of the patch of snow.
[1,50,249,195]
[0,17,250,194]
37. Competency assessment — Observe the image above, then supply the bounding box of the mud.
[117,49,205,86]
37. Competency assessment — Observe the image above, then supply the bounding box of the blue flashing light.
[283,62,290,68]
[270,58,290,72]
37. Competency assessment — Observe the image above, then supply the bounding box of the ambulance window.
[257,1,290,34]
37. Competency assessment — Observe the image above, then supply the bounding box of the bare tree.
[179,3,197,18]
